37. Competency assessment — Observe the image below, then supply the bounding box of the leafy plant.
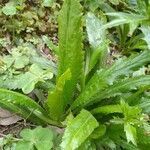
[0,43,55,94]
[15,126,54,150]
[0,126,55,150]
[61,109,98,150]
[0,0,150,149]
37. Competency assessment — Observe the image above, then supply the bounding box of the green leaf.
[141,26,150,49]
[3,49,30,69]
[63,112,74,126]
[0,89,59,126]
[102,12,146,30]
[11,48,29,69]
[2,2,17,16]
[86,12,108,71]
[120,100,141,121]
[18,64,53,94]
[124,123,137,146]
[15,141,33,150]
[90,41,109,70]
[86,12,105,48]
[0,44,56,92]
[15,127,53,150]
[58,0,84,105]
[92,76,150,108]
[107,101,140,146]
[90,124,106,139]
[61,109,99,150]
[45,69,71,121]
[91,105,122,115]
[91,100,142,123]
[72,51,150,110]
[42,0,54,7]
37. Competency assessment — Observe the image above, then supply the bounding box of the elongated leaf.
[0,89,59,126]
[72,51,150,110]
[61,109,98,150]
[141,26,150,49]
[79,75,150,109]
[91,75,150,105]
[102,12,146,30]
[58,0,84,105]
[45,69,71,121]
[91,105,122,114]
[86,12,105,48]
[86,12,109,71]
